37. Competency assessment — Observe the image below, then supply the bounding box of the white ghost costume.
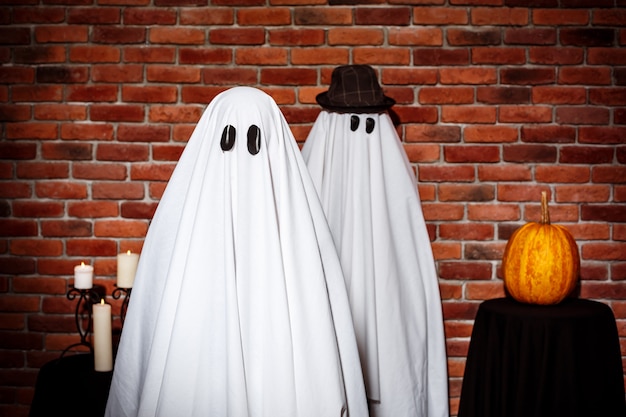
[105,87,369,417]
[302,110,449,417]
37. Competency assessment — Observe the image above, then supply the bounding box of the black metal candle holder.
[61,286,102,357]
[111,286,132,325]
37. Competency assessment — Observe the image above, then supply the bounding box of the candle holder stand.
[61,286,102,358]
[111,286,132,325]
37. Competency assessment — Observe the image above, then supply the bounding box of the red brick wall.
[1,1,625,416]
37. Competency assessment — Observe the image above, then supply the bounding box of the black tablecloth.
[458,297,625,417]
[29,353,112,417]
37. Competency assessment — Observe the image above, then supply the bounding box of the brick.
[422,204,464,221]
[328,28,385,45]
[501,68,555,85]
[592,166,626,184]
[593,9,626,26]
[0,220,37,237]
[67,201,119,218]
[388,27,442,46]
[260,68,317,85]
[0,28,30,45]
[237,7,291,25]
[582,243,626,262]
[149,27,205,45]
[130,164,176,181]
[497,184,548,203]
[529,46,583,65]
[558,67,612,85]
[35,182,88,200]
[178,7,235,26]
[69,45,120,63]
[413,48,469,66]
[440,223,494,241]
[403,143,440,162]
[419,165,475,182]
[202,68,257,85]
[504,28,556,45]
[441,106,497,123]
[269,29,325,46]
[66,239,117,256]
[236,47,288,65]
[179,48,232,65]
[560,28,614,46]
[438,184,495,202]
[355,7,411,25]
[535,165,590,183]
[92,64,143,83]
[12,85,63,102]
[556,185,610,203]
[0,66,34,83]
[67,7,121,24]
[124,8,177,25]
[556,107,610,125]
[476,86,530,104]
[439,261,493,280]
[34,104,87,121]
[41,142,92,160]
[521,125,576,143]
[464,125,519,143]
[149,105,204,123]
[0,182,31,198]
[72,162,127,180]
[418,87,472,104]
[92,26,146,44]
[589,88,626,106]
[90,104,145,122]
[5,123,58,140]
[580,282,626,300]
[209,28,265,45]
[66,85,118,102]
[117,124,170,142]
[477,162,532,181]
[503,144,557,163]
[96,144,150,162]
[588,48,626,66]
[472,47,526,64]
[467,204,521,222]
[582,205,626,223]
[155,0,207,5]
[532,86,585,104]
[123,46,176,63]
[14,7,66,24]
[92,182,144,199]
[120,202,158,219]
[40,220,91,237]
[12,201,64,218]
[499,105,552,123]
[35,26,88,43]
[290,48,349,65]
[393,106,438,123]
[27,315,76,332]
[412,7,468,25]
[0,105,31,122]
[559,146,614,164]
[405,125,461,143]
[294,7,353,25]
[532,8,589,25]
[14,46,66,64]
[122,86,177,103]
[181,86,227,104]
[472,7,529,26]
[440,68,497,85]
[94,220,148,238]
[36,66,89,83]
[0,257,36,275]
[447,28,501,45]
[384,68,438,85]
[16,162,69,179]
[353,47,411,65]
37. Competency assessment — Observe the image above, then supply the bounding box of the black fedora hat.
[316,65,395,114]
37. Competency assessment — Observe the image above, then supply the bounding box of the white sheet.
[105,87,369,417]
[302,111,449,417]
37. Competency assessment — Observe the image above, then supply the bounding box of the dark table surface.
[458,297,626,417]
[29,353,112,417]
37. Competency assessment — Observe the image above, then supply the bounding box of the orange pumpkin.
[502,191,580,305]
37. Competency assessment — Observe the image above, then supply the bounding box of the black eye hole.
[350,115,360,132]
[365,117,375,134]
[247,124,261,155]
[220,125,236,152]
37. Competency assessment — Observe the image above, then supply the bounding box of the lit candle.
[117,250,139,288]
[73,262,93,289]
[93,299,113,372]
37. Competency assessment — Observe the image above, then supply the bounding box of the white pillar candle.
[117,250,139,288]
[93,299,113,372]
[74,262,93,289]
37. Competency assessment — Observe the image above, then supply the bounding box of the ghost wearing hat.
[105,87,369,417]
[302,65,449,417]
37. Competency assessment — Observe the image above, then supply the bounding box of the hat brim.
[316,92,395,114]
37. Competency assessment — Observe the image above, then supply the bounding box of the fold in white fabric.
[105,87,369,417]
[302,111,449,417]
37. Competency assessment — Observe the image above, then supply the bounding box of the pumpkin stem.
[541,191,550,225]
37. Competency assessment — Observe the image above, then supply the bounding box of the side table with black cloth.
[29,353,113,417]
[458,297,625,417]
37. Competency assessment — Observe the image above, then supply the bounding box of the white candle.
[117,250,139,288]
[93,299,113,372]
[74,262,93,289]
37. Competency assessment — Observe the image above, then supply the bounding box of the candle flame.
[127,250,132,255]
[101,299,105,305]
[81,262,85,266]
